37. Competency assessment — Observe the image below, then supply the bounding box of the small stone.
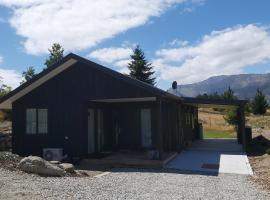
[49,161,61,165]
[59,163,75,173]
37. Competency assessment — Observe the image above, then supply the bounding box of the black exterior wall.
[12,62,159,157]
[8,54,197,157]
[10,56,198,158]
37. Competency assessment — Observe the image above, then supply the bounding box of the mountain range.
[173,73,270,102]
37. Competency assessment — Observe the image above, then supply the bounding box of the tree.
[223,109,239,126]
[21,66,36,84]
[128,45,156,86]
[222,86,236,100]
[222,87,238,126]
[0,84,11,97]
[251,89,269,115]
[44,43,64,68]
[0,77,12,121]
[0,77,11,97]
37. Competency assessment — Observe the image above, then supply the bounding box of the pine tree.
[251,89,269,115]
[44,43,64,68]
[128,45,156,86]
[21,66,36,84]
[223,87,238,126]
[223,86,236,100]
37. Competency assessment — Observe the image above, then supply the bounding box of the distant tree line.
[197,87,269,127]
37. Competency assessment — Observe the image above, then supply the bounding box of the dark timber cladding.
[0,53,198,158]
[0,53,247,160]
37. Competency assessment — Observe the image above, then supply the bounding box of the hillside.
[174,73,270,101]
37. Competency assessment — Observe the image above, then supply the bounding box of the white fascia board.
[0,58,78,109]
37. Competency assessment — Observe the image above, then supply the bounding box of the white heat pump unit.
[43,148,63,161]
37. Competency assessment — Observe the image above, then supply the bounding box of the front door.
[141,109,152,147]
[115,109,130,149]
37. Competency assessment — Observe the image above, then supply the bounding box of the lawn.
[203,130,236,139]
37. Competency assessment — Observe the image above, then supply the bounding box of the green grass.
[203,130,236,139]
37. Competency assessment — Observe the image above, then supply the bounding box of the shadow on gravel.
[107,167,219,176]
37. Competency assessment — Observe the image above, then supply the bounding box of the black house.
[0,53,247,160]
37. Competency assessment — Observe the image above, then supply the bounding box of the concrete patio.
[165,139,253,175]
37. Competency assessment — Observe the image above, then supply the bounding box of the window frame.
[26,108,48,135]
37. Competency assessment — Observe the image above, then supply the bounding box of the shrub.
[266,148,270,155]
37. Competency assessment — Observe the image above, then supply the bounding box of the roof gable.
[0,53,180,109]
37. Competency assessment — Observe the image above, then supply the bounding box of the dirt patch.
[249,155,270,192]
[247,135,270,193]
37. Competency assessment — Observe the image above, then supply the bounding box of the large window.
[26,109,48,134]
[38,109,48,134]
[26,109,36,134]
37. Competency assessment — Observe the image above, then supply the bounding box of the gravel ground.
[0,168,269,200]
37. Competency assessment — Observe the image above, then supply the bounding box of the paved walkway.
[166,139,253,175]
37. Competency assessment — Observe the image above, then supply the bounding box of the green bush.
[266,148,270,155]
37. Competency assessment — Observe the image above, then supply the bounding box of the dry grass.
[247,114,270,132]
[199,108,270,134]
[198,108,235,132]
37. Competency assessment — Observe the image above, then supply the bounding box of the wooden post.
[237,107,242,144]
[156,98,163,159]
[238,104,246,150]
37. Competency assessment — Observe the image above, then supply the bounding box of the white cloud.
[0,68,21,89]
[169,39,189,46]
[0,0,189,55]
[180,0,205,14]
[88,47,132,64]
[154,24,270,84]
[0,56,21,89]
[88,45,135,73]
[114,59,131,68]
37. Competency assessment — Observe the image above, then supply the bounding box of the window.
[26,109,36,134]
[26,109,48,134]
[38,109,48,134]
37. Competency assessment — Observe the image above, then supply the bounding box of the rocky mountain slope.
[174,73,270,101]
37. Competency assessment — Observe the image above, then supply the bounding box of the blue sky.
[0,0,270,90]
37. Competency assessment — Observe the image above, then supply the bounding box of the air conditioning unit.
[43,148,63,161]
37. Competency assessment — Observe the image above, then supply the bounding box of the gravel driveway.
[0,168,269,200]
